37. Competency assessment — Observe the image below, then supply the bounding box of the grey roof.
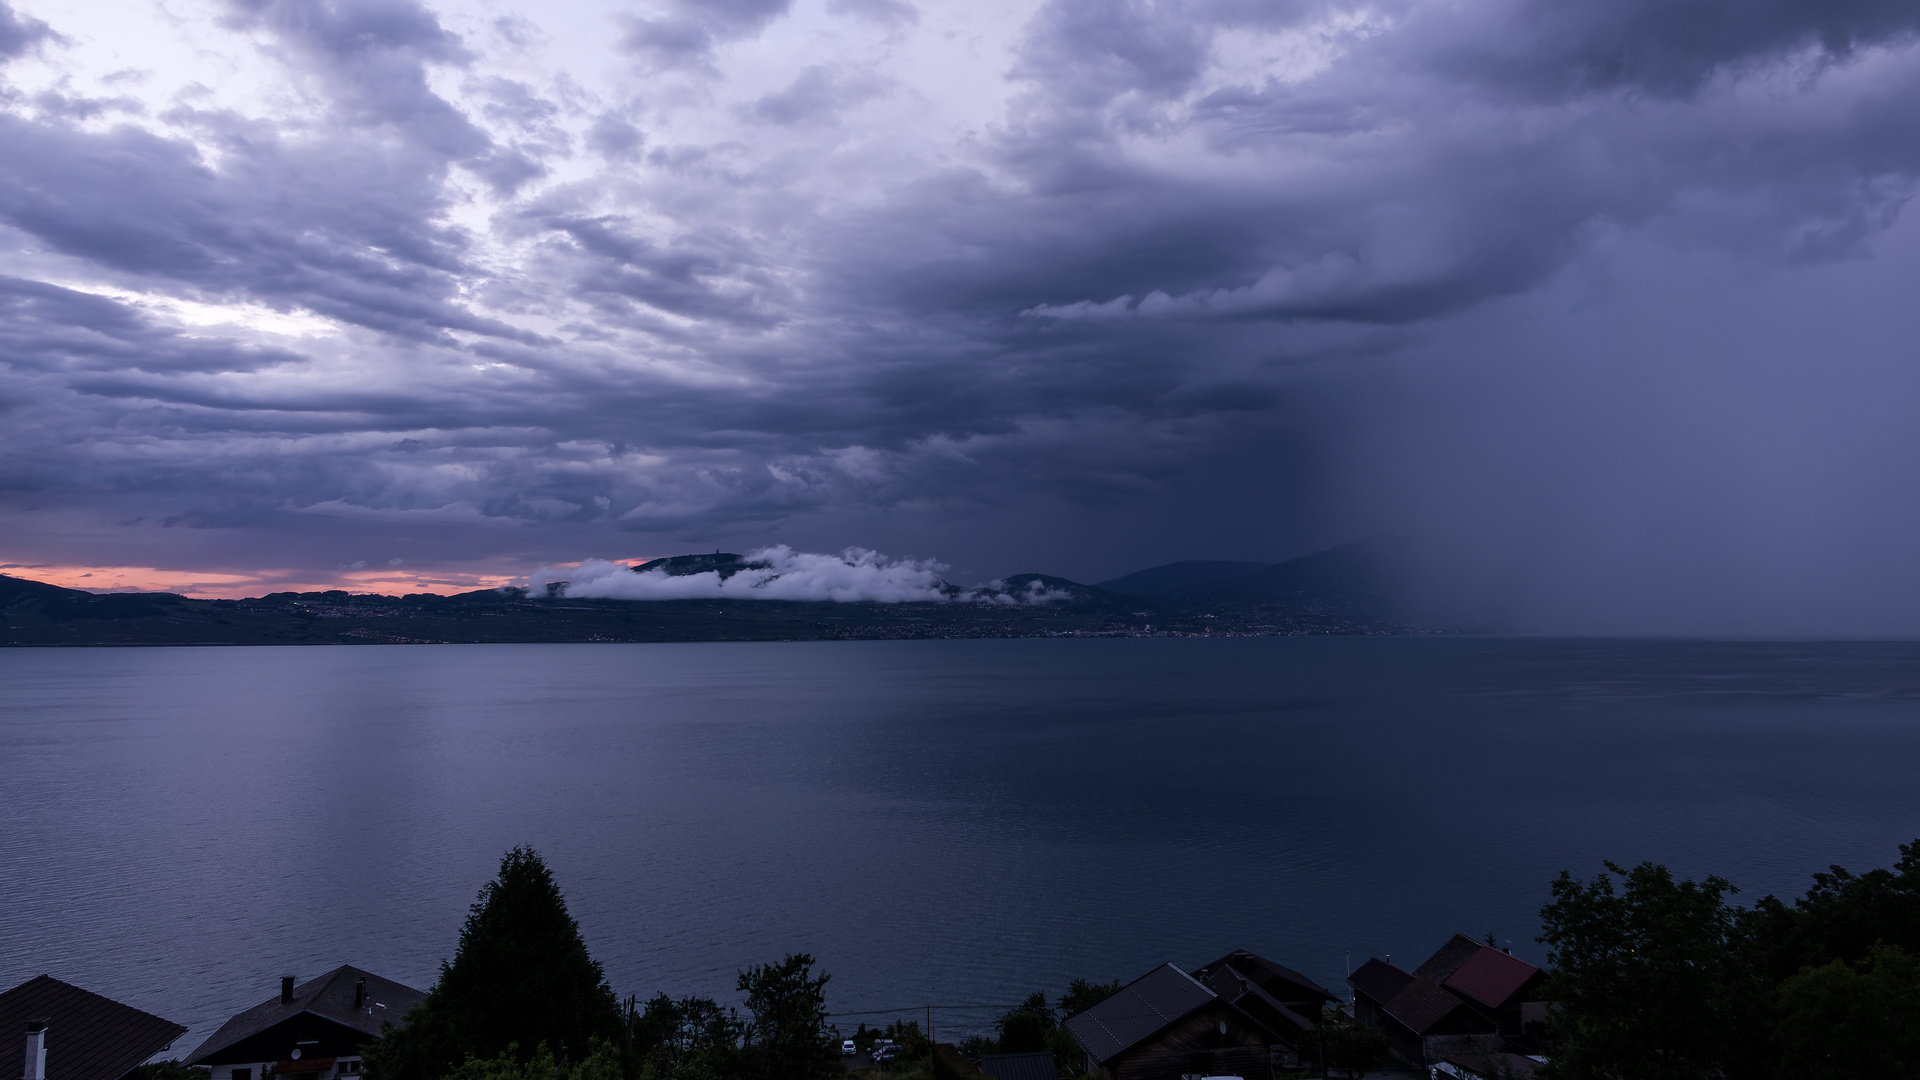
[1202,967,1315,1034]
[1191,950,1334,1003]
[975,1051,1059,1080]
[1062,963,1216,1066]
[1347,959,1413,1007]
[0,976,188,1080]
[187,967,426,1065]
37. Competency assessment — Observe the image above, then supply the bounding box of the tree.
[736,954,838,1080]
[1774,942,1920,1080]
[1536,861,1767,1080]
[368,848,623,1080]
[995,993,1055,1053]
[443,1041,624,1080]
[1750,838,1920,983]
[1297,1015,1389,1080]
[627,994,743,1080]
[1055,979,1120,1020]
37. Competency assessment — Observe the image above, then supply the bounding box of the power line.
[827,1004,1010,1017]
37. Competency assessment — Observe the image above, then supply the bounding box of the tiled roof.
[187,967,426,1066]
[1442,949,1543,1012]
[1382,977,1466,1036]
[1062,963,1216,1066]
[0,975,188,1080]
[1191,951,1334,1002]
[1346,959,1412,1007]
[975,1051,1060,1080]
[1414,935,1486,983]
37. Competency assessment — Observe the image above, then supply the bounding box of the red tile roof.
[1442,948,1543,1012]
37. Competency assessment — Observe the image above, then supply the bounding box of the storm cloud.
[2,0,1919,629]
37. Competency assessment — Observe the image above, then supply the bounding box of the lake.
[3,637,1918,1056]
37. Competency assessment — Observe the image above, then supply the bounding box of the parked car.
[842,1040,857,1055]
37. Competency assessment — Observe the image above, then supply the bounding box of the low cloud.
[532,546,1072,604]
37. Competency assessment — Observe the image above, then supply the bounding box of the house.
[0,975,189,1080]
[1413,935,1545,1035]
[185,967,427,1080]
[973,1050,1059,1080]
[1189,950,1335,1036]
[1347,958,1493,1068]
[1061,962,1296,1080]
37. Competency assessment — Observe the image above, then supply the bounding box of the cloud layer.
[2,0,1919,630]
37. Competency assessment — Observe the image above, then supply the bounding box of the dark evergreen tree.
[368,848,622,1080]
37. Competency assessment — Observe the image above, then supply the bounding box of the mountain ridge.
[0,543,1432,645]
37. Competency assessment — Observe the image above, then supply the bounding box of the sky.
[1,0,1918,632]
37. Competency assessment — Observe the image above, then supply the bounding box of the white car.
[842,1040,857,1055]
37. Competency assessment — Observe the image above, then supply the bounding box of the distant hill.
[0,542,1436,646]
[1098,542,1398,620]
[1094,560,1273,597]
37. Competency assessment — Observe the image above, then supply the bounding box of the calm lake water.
[4,638,1919,1056]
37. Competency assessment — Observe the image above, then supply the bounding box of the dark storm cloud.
[6,0,1920,623]
[1431,0,1920,98]
[618,0,793,73]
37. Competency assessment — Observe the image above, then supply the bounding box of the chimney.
[24,1019,49,1080]
[353,979,366,1009]
[281,978,295,1005]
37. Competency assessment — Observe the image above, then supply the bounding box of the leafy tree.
[1055,979,1120,1020]
[736,954,838,1080]
[1750,839,1920,983]
[995,993,1055,1053]
[369,848,623,1080]
[1774,942,1920,1080]
[1536,861,1767,1080]
[443,1040,624,1080]
[879,1018,929,1062]
[1297,1015,1389,1080]
[627,994,743,1080]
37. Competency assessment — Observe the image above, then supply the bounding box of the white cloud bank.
[528,546,1078,604]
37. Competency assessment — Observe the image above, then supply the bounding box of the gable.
[192,1014,385,1067]
[1113,1001,1279,1062]
[0,976,187,1080]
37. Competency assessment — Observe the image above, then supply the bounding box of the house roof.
[974,1051,1059,1080]
[1442,949,1543,1013]
[186,967,427,1066]
[1414,935,1487,984]
[1061,963,1217,1066]
[1201,967,1315,1034]
[1190,950,1334,1003]
[0,975,188,1080]
[1346,959,1413,1007]
[1381,977,1469,1036]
